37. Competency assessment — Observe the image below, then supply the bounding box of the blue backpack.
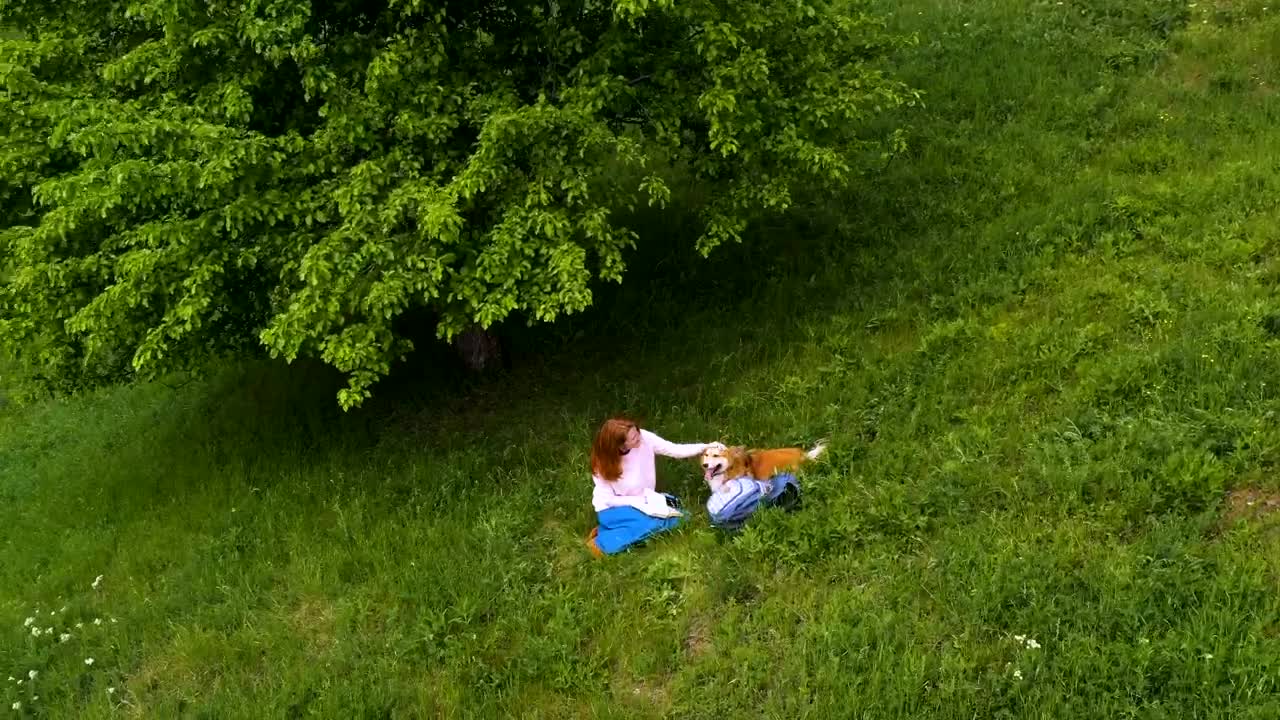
[705,472,801,530]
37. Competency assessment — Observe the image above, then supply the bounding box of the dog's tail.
[805,442,827,461]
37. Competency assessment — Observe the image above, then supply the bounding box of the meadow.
[4,0,1280,716]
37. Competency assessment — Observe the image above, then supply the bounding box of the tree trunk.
[451,324,505,373]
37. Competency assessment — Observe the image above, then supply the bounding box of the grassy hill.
[4,0,1280,717]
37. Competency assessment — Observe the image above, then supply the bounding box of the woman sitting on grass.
[585,417,718,557]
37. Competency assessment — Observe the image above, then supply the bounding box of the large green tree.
[0,0,916,408]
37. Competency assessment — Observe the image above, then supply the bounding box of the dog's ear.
[724,447,750,478]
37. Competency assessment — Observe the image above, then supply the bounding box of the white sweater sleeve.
[591,478,680,517]
[642,429,708,459]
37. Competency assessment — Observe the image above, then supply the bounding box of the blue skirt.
[586,498,684,557]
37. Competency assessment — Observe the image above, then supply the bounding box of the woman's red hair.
[591,417,637,482]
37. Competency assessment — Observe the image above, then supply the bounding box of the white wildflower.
[93,618,102,626]
[48,611,55,617]
[29,696,36,702]
[1203,653,1214,660]
[27,671,36,681]
[1013,669,1023,680]
[107,688,116,695]
[16,680,21,686]
[59,633,72,643]
[92,575,103,590]
[110,618,117,624]
[22,617,34,627]
[59,606,67,613]
[84,658,94,666]
[1139,638,1150,645]
[29,627,40,638]
[1013,634,1040,649]
[43,627,53,636]
[11,701,19,711]
[75,622,84,629]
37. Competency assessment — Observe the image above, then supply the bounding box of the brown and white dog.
[700,441,827,494]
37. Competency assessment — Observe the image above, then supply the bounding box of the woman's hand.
[643,490,684,518]
[648,504,683,519]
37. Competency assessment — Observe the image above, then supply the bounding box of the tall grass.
[4,0,1280,717]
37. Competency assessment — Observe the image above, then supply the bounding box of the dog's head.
[700,443,747,491]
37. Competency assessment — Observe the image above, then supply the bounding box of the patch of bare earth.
[625,679,671,711]
[124,641,218,718]
[684,616,712,659]
[289,596,338,655]
[1222,488,1280,528]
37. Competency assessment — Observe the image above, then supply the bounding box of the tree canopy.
[0,0,917,408]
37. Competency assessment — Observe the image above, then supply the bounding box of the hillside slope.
[3,0,1280,717]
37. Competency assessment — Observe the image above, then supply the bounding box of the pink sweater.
[591,429,708,513]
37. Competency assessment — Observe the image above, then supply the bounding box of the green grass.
[6,0,1280,717]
